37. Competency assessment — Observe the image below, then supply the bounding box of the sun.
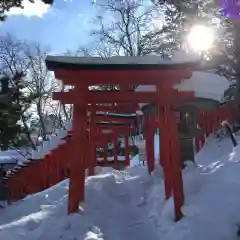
[187,25,214,52]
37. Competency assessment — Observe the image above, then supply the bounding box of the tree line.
[0,34,72,151]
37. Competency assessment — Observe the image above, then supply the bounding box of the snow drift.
[0,135,240,240]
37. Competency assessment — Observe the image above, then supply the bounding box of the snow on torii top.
[136,71,230,103]
[134,51,230,106]
[46,51,200,70]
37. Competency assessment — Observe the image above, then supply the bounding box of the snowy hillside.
[1,135,240,240]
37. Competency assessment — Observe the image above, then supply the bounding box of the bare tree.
[0,34,36,148]
[0,34,61,147]
[76,0,174,58]
[24,44,59,139]
[66,0,176,93]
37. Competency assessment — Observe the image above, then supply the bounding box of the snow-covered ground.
[1,134,240,240]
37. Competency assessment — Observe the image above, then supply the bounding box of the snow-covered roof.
[135,71,230,105]
[0,156,17,164]
[175,71,230,101]
[46,51,201,70]
[47,52,199,65]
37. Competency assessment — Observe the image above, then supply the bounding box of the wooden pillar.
[194,136,201,153]
[214,110,219,132]
[209,112,214,134]
[43,155,49,189]
[103,140,108,167]
[144,116,149,172]
[68,104,86,214]
[55,148,60,184]
[124,129,130,167]
[157,87,162,167]
[211,111,215,132]
[48,154,55,187]
[158,107,163,167]
[216,110,220,128]
[88,121,95,176]
[87,109,95,176]
[113,133,118,169]
[160,106,172,200]
[198,113,205,147]
[149,118,155,173]
[205,117,210,137]
[145,116,155,174]
[167,105,184,221]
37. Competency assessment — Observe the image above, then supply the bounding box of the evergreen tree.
[0,0,54,21]
[158,0,237,102]
[0,72,38,150]
[0,74,22,150]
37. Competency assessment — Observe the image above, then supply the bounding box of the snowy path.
[1,135,240,239]
[0,167,166,240]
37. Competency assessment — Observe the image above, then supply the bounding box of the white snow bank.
[195,134,237,166]
[0,149,30,164]
[1,135,240,239]
[165,140,240,240]
[0,166,165,240]
[0,156,17,164]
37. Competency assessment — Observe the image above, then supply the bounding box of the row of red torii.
[48,58,236,221]
[52,66,195,221]
[5,61,235,222]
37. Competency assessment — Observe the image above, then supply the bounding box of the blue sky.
[0,0,97,54]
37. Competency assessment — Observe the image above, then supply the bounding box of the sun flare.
[187,25,214,51]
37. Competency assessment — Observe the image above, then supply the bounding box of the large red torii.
[46,55,198,221]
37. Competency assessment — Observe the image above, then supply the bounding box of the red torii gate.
[46,56,197,221]
[91,122,136,170]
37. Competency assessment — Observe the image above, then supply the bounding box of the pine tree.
[158,0,237,102]
[0,72,37,150]
[0,0,54,21]
[0,74,22,150]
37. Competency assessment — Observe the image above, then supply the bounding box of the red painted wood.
[157,105,163,167]
[53,90,194,105]
[54,69,192,86]
[144,116,155,174]
[103,141,108,167]
[68,105,86,214]
[167,106,184,221]
[93,115,134,123]
[194,136,201,153]
[144,117,150,174]
[96,125,136,133]
[113,133,118,169]
[161,106,173,200]
[124,131,130,167]
[43,156,49,189]
[92,103,139,112]
[88,121,95,176]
